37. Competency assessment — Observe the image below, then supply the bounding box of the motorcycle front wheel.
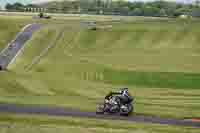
[96,104,105,114]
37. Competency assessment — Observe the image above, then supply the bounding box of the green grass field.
[0,113,199,133]
[1,15,200,122]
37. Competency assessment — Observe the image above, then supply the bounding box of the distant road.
[0,11,37,16]
[0,23,41,70]
[0,11,170,21]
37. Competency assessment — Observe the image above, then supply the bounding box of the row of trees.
[5,0,200,17]
[5,3,38,11]
[78,0,200,17]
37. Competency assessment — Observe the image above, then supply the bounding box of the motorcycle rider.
[105,88,133,105]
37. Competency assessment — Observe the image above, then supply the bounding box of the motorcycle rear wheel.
[120,104,133,116]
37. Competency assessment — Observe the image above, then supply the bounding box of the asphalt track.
[0,23,41,69]
[0,103,200,128]
[0,23,200,128]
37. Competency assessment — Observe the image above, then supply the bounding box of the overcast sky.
[0,0,195,9]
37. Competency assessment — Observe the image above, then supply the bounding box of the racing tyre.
[96,104,104,114]
[120,104,133,116]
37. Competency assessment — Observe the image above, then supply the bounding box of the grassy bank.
[0,16,200,119]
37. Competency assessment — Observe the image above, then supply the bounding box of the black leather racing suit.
[105,91,133,105]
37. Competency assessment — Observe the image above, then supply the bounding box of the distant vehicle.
[0,65,3,71]
[81,21,97,30]
[88,21,97,30]
[8,43,15,49]
[96,88,134,116]
[38,12,51,19]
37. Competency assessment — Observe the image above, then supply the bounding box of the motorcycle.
[96,96,134,116]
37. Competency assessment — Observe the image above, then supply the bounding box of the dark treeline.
[5,3,38,11]
[5,0,200,17]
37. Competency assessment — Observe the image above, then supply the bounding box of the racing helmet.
[120,88,128,94]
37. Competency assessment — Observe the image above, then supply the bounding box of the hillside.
[0,16,200,119]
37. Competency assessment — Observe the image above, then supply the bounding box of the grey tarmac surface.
[0,23,199,128]
[0,103,200,128]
